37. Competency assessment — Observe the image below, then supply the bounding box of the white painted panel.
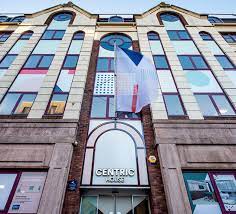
[185,70,222,93]
[9,40,27,54]
[68,40,83,54]
[149,41,164,55]
[9,74,46,92]
[137,149,149,185]
[48,19,70,30]
[206,41,224,55]
[56,69,74,92]
[33,40,60,54]
[92,130,138,185]
[81,149,93,185]
[225,70,236,87]
[157,70,177,93]
[94,73,114,95]
[162,20,185,30]
[89,120,143,136]
[172,41,199,55]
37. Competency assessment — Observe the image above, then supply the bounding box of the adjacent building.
[0,2,236,214]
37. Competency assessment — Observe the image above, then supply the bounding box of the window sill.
[0,114,28,119]
[168,115,189,120]
[204,116,236,120]
[42,114,63,119]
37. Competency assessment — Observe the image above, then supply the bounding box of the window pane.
[167,31,179,40]
[63,55,79,68]
[91,97,107,118]
[212,173,236,211]
[223,35,234,43]
[179,31,191,40]
[80,196,97,214]
[200,33,213,41]
[53,30,65,39]
[212,95,235,116]
[116,196,132,214]
[47,94,68,115]
[0,174,17,210]
[73,32,85,40]
[96,58,109,72]
[153,56,169,69]
[195,94,218,116]
[148,32,159,40]
[183,172,221,213]
[0,93,21,115]
[20,32,33,40]
[0,33,11,42]
[24,55,41,68]
[41,30,54,40]
[133,196,150,214]
[192,56,208,69]
[109,97,115,117]
[216,55,234,69]
[38,55,54,68]
[14,93,36,114]
[163,94,185,116]
[178,56,194,69]
[0,55,17,68]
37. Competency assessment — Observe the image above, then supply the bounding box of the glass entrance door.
[80,195,150,214]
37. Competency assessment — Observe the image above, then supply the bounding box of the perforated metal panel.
[94,73,114,95]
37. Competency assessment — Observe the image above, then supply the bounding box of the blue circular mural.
[186,71,210,87]
[100,34,132,51]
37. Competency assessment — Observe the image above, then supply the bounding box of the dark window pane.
[47,94,68,115]
[0,55,17,68]
[192,56,208,69]
[153,56,169,69]
[161,14,179,22]
[178,56,194,69]
[200,33,213,41]
[110,58,114,71]
[14,93,36,114]
[91,97,107,118]
[0,32,11,42]
[20,32,33,40]
[212,95,235,116]
[63,55,79,68]
[42,30,54,40]
[73,32,85,40]
[109,16,123,22]
[195,94,218,116]
[0,93,21,115]
[133,196,150,214]
[223,35,234,43]
[11,16,24,23]
[80,196,97,214]
[163,94,185,116]
[179,31,191,40]
[215,55,234,69]
[96,58,109,72]
[167,31,179,40]
[38,55,54,68]
[24,55,41,68]
[148,32,159,40]
[53,30,65,39]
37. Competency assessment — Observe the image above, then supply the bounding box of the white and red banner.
[115,46,159,113]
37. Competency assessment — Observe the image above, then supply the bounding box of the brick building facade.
[0,2,236,214]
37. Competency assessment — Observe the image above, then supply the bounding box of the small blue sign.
[67,179,78,191]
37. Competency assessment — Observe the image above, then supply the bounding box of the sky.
[1,0,236,14]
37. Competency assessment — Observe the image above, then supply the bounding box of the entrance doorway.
[80,194,150,214]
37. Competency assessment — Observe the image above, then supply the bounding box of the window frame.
[0,32,12,42]
[0,54,17,69]
[153,55,170,70]
[215,55,236,70]
[90,95,141,120]
[195,93,236,118]
[96,57,114,73]
[221,32,236,43]
[0,92,37,116]
[147,32,160,41]
[178,55,210,70]
[199,32,214,41]
[167,30,191,41]
[62,54,79,69]
[162,92,188,118]
[23,54,54,69]
[41,30,65,40]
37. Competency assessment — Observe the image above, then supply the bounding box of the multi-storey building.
[0,2,236,214]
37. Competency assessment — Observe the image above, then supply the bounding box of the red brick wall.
[62,41,100,213]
